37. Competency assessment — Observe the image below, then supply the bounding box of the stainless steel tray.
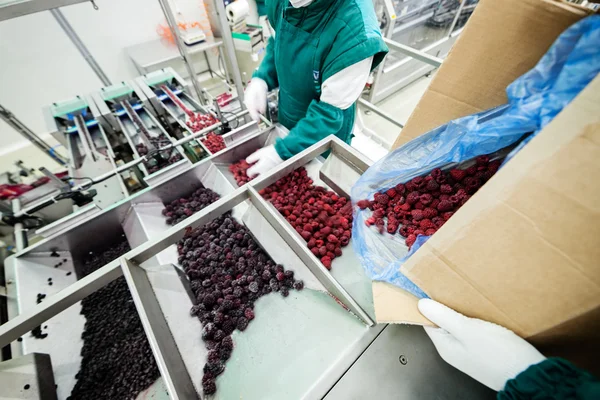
[1,129,491,399]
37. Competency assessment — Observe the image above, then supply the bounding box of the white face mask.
[289,0,313,8]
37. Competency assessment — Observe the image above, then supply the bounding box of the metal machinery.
[0,124,494,398]
[368,0,479,104]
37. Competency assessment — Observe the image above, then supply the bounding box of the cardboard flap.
[374,75,600,337]
[392,0,585,148]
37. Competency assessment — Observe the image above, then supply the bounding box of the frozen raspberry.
[405,234,417,248]
[276,272,285,281]
[321,256,332,269]
[377,194,389,205]
[419,193,433,205]
[422,208,437,219]
[440,184,453,194]
[411,209,424,221]
[442,211,454,221]
[419,219,434,229]
[394,183,406,194]
[357,200,370,209]
[425,228,437,235]
[437,200,453,212]
[488,160,501,174]
[430,168,442,179]
[373,209,385,219]
[476,155,490,166]
[466,165,477,176]
[387,224,398,234]
[411,177,425,189]
[386,188,397,198]
[449,169,467,182]
[406,191,420,205]
[426,180,439,192]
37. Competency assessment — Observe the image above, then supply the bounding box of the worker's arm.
[499,358,600,400]
[274,57,373,160]
[253,36,278,90]
[418,299,600,399]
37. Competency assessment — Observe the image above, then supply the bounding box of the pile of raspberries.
[259,167,352,269]
[357,155,500,249]
[162,186,221,225]
[177,215,304,395]
[201,132,226,154]
[229,159,255,187]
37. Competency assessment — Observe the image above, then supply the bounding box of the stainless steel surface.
[0,0,88,22]
[0,353,57,400]
[121,259,197,400]
[213,0,246,106]
[156,0,204,102]
[0,104,67,166]
[357,97,404,128]
[383,37,443,68]
[35,203,100,238]
[446,0,467,38]
[325,325,495,399]
[0,133,489,399]
[50,8,111,86]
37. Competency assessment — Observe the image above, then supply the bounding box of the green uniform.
[253,0,388,160]
[498,358,600,399]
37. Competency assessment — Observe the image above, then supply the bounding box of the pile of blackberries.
[162,186,221,225]
[69,238,160,400]
[177,215,304,395]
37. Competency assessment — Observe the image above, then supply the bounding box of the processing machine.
[0,118,494,399]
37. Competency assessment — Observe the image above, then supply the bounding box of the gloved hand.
[246,145,283,178]
[418,299,546,392]
[244,78,268,122]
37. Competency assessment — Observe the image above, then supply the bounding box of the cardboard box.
[374,73,600,373]
[391,0,588,148]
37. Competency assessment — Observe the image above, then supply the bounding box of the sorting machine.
[1,123,493,399]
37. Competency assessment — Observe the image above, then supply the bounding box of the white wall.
[0,0,213,170]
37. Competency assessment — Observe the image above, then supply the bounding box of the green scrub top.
[253,0,388,160]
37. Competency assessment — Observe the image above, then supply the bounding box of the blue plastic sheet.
[351,16,600,298]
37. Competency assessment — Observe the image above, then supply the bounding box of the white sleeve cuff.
[320,56,373,110]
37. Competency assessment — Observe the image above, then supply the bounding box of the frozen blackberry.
[204,361,225,376]
[248,281,259,293]
[294,280,304,290]
[221,336,233,351]
[203,378,217,395]
[237,317,249,331]
[280,287,290,297]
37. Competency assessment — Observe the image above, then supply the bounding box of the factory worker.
[243,0,388,178]
[418,299,600,399]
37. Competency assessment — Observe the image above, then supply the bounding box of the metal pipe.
[156,0,205,103]
[357,98,404,128]
[0,104,68,166]
[446,0,468,38]
[213,0,246,106]
[382,37,443,68]
[50,9,111,86]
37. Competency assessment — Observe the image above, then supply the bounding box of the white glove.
[418,299,546,392]
[246,145,283,178]
[243,78,268,122]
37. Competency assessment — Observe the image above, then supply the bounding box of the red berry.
[411,209,424,221]
[449,169,467,182]
[357,199,370,209]
[440,184,453,194]
[437,200,453,212]
[406,234,417,248]
[321,256,332,269]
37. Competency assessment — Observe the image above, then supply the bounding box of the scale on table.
[181,27,206,45]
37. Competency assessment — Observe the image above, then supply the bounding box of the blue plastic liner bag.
[351,16,600,299]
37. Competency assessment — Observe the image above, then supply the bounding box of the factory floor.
[352,75,432,161]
